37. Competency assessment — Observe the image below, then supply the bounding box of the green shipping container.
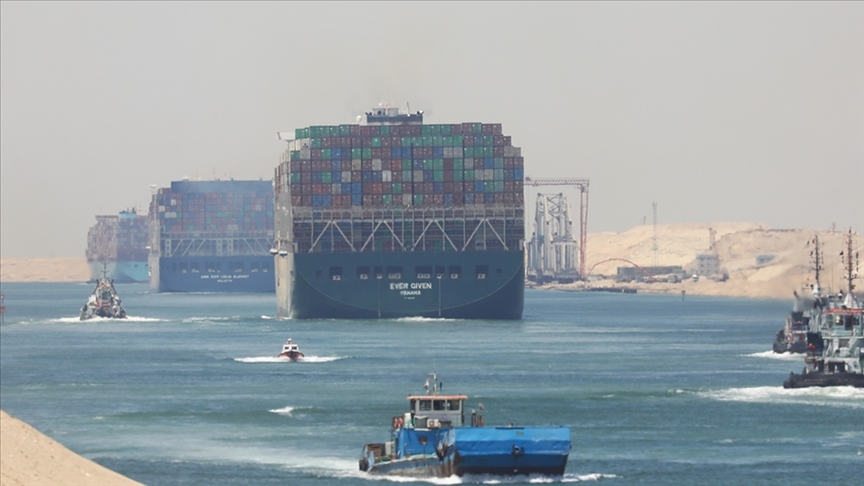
[413,194,424,205]
[383,194,393,205]
[433,171,443,182]
[402,160,412,171]
[453,158,464,171]
[393,183,403,194]
[311,138,322,148]
[362,148,372,158]
[322,149,331,159]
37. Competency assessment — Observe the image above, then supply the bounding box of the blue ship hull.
[364,426,570,478]
[88,260,149,283]
[288,250,524,319]
[150,256,274,293]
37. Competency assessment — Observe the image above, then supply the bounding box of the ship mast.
[841,228,859,297]
[810,235,823,296]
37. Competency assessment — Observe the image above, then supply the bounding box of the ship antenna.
[841,228,858,297]
[810,235,823,295]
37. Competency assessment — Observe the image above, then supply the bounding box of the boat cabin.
[282,339,300,354]
[405,394,467,428]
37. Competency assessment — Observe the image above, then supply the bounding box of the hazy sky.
[2,2,862,258]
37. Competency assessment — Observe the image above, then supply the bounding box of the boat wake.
[743,350,803,361]
[52,316,165,323]
[234,355,347,363]
[355,472,618,484]
[268,405,315,416]
[697,386,864,408]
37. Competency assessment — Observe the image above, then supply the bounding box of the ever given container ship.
[148,180,275,293]
[273,106,525,319]
[85,209,149,283]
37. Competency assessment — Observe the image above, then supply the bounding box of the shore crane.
[524,178,590,279]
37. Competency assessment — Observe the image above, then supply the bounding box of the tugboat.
[80,271,127,320]
[278,339,304,361]
[358,372,571,478]
[774,236,824,354]
[784,229,863,388]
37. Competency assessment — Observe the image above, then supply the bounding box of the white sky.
[1,2,862,258]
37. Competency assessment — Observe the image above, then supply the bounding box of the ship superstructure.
[274,106,525,319]
[148,180,275,292]
[85,209,149,283]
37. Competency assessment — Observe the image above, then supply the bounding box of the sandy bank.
[0,258,90,283]
[0,409,143,486]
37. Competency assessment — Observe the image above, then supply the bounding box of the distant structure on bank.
[85,209,149,283]
[147,180,275,293]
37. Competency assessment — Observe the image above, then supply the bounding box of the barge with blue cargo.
[359,373,571,477]
[148,180,275,293]
[273,105,525,319]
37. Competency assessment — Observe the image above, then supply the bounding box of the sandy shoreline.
[0,409,143,486]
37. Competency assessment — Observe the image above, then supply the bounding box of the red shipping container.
[450,124,462,135]
[504,193,515,204]
[514,157,524,169]
[302,183,312,194]
[341,160,352,171]
[361,160,373,170]
[322,137,332,148]
[463,182,474,193]
[443,158,453,170]
[430,194,443,205]
[443,171,453,182]
[493,147,504,157]
[302,195,312,206]
[352,171,362,182]
[372,195,383,205]
[371,182,383,194]
[291,195,302,206]
[504,157,514,169]
[290,183,303,194]
[392,171,402,182]
[381,137,392,147]
[514,181,523,191]
[312,183,325,195]
[311,149,322,160]
[504,181,514,193]
[360,126,373,136]
[350,125,361,136]
[382,182,392,194]
[454,193,464,205]
[351,137,362,147]
[363,182,374,193]
[372,147,383,158]
[362,195,374,205]
[443,182,454,192]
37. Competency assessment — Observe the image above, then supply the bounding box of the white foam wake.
[743,350,805,361]
[698,386,864,408]
[234,355,346,363]
[54,316,165,323]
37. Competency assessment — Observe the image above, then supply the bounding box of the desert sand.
[559,222,863,300]
[0,410,143,486]
[0,258,90,283]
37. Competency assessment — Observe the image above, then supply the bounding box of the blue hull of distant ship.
[151,256,274,293]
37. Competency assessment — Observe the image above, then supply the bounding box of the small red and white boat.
[278,339,304,361]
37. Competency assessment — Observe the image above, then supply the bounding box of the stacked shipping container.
[274,123,524,210]
[85,209,149,283]
[151,181,273,237]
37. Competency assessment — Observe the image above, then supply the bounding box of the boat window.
[433,400,445,411]
[357,266,370,280]
[374,266,383,279]
[418,399,432,411]
[250,262,260,272]
[190,262,200,273]
[410,399,417,411]
[330,267,343,281]
[416,266,432,279]
[475,265,488,279]
[207,262,220,273]
[386,266,402,279]
[435,266,445,279]
[448,400,461,411]
[449,265,461,279]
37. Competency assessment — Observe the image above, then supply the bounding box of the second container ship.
[148,180,275,293]
[85,209,149,283]
[273,106,525,319]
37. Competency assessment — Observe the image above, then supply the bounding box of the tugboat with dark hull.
[358,372,571,478]
[80,268,127,320]
[774,235,824,354]
[784,229,863,389]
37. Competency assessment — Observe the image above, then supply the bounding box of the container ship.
[85,209,149,283]
[273,106,525,319]
[148,180,275,293]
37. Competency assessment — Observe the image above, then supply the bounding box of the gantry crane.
[524,178,590,279]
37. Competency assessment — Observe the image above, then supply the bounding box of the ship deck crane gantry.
[524,178,589,279]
